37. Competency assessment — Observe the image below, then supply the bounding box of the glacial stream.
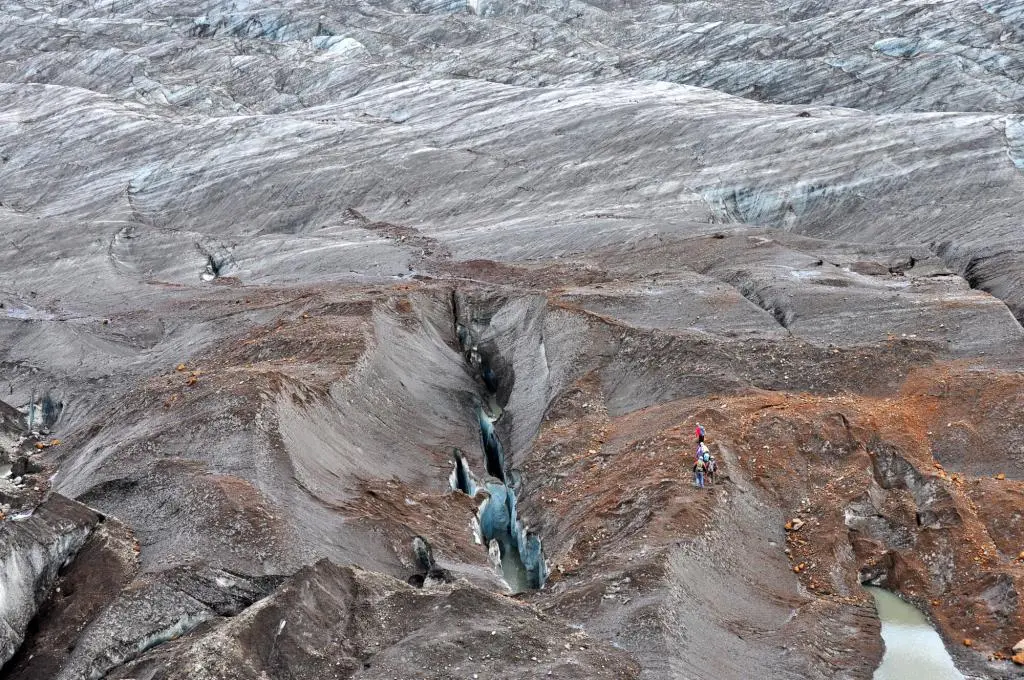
[450,294,547,592]
[866,587,964,680]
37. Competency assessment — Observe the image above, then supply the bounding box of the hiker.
[705,452,717,485]
[696,440,709,461]
[694,440,713,487]
[695,422,705,443]
[693,454,705,489]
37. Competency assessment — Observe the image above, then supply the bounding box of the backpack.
[694,458,705,472]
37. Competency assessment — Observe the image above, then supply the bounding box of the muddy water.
[866,587,964,680]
